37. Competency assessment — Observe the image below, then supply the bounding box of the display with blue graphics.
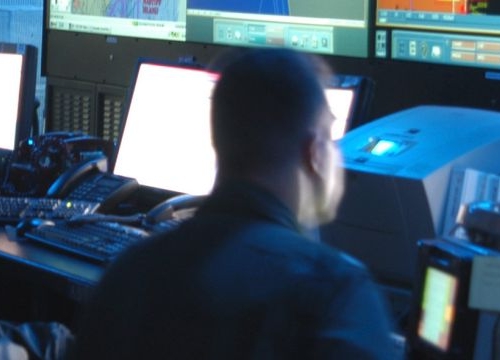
[186,0,371,57]
[188,0,290,14]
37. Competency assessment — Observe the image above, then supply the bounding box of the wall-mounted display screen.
[186,0,372,57]
[47,0,187,41]
[375,0,500,69]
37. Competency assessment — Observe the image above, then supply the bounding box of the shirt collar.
[198,179,302,234]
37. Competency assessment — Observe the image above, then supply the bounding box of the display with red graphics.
[375,0,500,69]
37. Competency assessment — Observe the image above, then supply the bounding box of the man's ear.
[304,135,323,177]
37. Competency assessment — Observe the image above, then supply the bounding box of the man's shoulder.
[297,238,372,280]
[231,220,373,280]
[107,214,373,289]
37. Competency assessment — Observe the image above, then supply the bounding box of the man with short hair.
[74,48,394,359]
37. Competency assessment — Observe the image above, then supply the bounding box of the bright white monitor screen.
[114,61,356,195]
[114,63,219,195]
[325,88,354,141]
[0,53,23,150]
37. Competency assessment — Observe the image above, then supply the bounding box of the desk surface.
[0,228,104,303]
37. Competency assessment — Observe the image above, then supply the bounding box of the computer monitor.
[46,0,187,41]
[326,87,355,141]
[321,105,500,290]
[186,0,372,57]
[0,43,37,151]
[408,239,480,359]
[112,60,219,196]
[374,0,500,70]
[112,59,366,196]
[325,74,374,137]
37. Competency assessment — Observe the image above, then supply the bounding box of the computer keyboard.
[23,221,152,264]
[23,218,182,264]
[0,196,100,224]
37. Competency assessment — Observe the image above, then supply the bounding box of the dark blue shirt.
[75,181,395,359]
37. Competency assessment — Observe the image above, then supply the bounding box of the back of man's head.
[211,48,330,175]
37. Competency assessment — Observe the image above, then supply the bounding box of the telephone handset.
[66,194,207,233]
[144,194,207,225]
[46,156,107,197]
[46,156,139,213]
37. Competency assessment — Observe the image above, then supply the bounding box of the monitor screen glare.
[325,87,354,140]
[114,63,219,195]
[0,53,23,150]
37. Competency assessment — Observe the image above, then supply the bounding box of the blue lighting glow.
[370,139,400,156]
